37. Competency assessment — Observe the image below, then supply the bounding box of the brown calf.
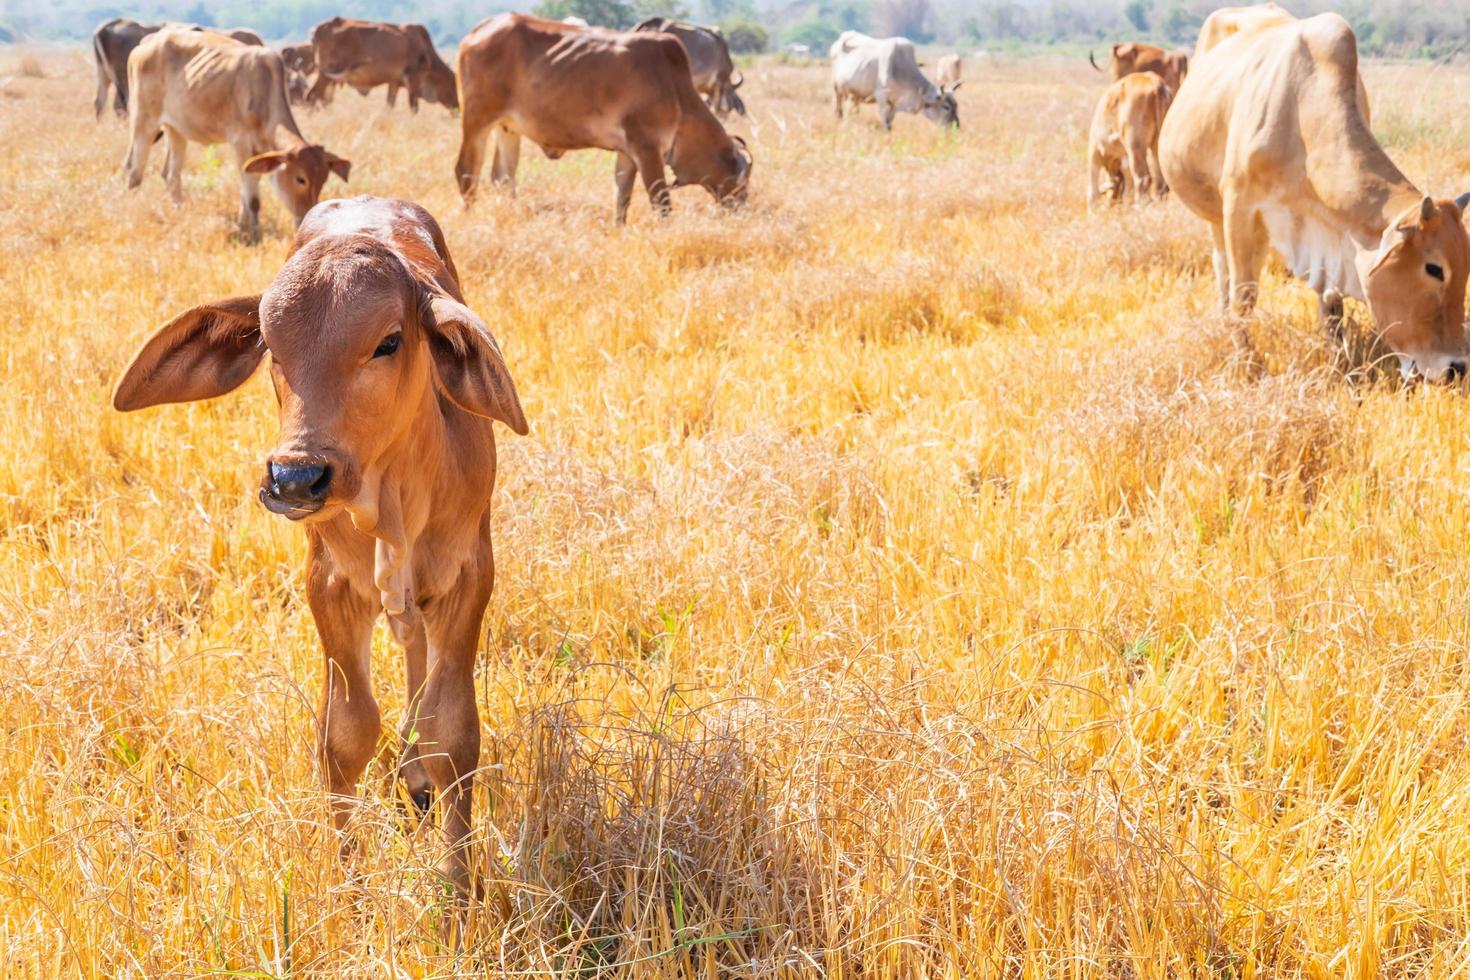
[1087,71,1173,206]
[113,195,528,898]
[125,29,351,238]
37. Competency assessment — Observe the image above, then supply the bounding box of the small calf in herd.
[113,195,528,899]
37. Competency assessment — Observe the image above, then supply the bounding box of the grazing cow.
[112,194,527,904]
[455,14,752,224]
[633,17,746,118]
[306,17,458,112]
[935,52,962,88]
[1194,2,1294,59]
[1088,71,1172,207]
[1160,13,1470,382]
[1089,42,1188,92]
[93,19,265,118]
[281,41,315,74]
[124,29,351,238]
[830,31,959,130]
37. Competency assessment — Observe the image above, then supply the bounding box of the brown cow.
[92,18,263,118]
[112,193,527,903]
[1089,41,1188,91]
[455,14,752,223]
[124,29,350,239]
[306,17,457,112]
[281,41,315,74]
[1087,71,1172,207]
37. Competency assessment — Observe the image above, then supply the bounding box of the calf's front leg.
[306,547,382,837]
[418,558,495,901]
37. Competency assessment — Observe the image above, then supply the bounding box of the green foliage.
[534,0,634,29]
[784,18,840,51]
[722,17,768,53]
[1124,0,1149,33]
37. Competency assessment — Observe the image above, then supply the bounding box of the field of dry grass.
[6,41,1470,977]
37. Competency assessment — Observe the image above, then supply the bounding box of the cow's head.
[1110,42,1141,78]
[425,60,460,110]
[672,132,752,209]
[112,235,527,523]
[1355,195,1470,383]
[243,146,351,226]
[921,83,961,129]
[719,71,747,117]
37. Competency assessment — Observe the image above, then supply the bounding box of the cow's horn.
[1455,191,1470,212]
[1089,51,1101,71]
[1421,196,1437,222]
[732,70,744,88]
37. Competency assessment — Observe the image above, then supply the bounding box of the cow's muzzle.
[259,460,333,519]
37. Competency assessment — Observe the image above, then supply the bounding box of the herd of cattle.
[92,2,1470,917]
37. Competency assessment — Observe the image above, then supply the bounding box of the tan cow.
[92,18,263,117]
[455,14,752,223]
[1194,2,1294,59]
[1160,13,1470,382]
[935,52,962,88]
[306,17,457,112]
[113,194,527,903]
[1090,41,1188,92]
[125,29,350,239]
[1087,71,1172,207]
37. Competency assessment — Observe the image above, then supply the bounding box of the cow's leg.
[614,152,638,224]
[1222,187,1264,315]
[1148,139,1168,199]
[306,558,381,838]
[1210,222,1230,312]
[386,82,399,109]
[122,109,157,190]
[1125,143,1150,204]
[489,130,521,190]
[1087,152,1103,210]
[877,92,896,131]
[305,71,334,106]
[162,126,187,205]
[833,86,844,120]
[398,618,434,815]
[406,75,421,114]
[94,57,110,120]
[632,143,671,218]
[418,561,495,905]
[232,147,264,239]
[455,111,498,201]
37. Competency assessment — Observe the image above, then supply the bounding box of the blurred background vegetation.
[2,0,1467,58]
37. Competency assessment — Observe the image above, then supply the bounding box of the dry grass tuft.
[4,47,1470,977]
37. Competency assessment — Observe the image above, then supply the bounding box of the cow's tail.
[1089,51,1101,72]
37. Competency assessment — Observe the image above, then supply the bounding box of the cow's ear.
[422,294,528,435]
[326,153,351,182]
[243,151,289,174]
[113,297,264,411]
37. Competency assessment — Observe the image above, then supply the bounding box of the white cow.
[830,31,959,130]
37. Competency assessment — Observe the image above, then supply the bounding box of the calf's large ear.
[325,152,351,182]
[113,296,265,411]
[422,294,529,435]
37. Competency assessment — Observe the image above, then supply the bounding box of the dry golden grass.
[4,43,1470,977]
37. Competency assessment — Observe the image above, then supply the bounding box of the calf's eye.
[296,175,308,187]
[1427,263,1445,281]
[372,332,402,359]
